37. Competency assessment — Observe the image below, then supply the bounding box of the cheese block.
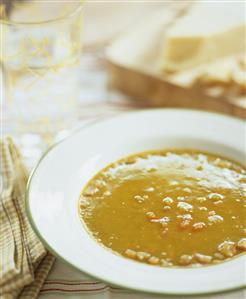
[162,1,246,72]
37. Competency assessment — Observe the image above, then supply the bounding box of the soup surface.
[79,150,246,267]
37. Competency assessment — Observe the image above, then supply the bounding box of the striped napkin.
[0,137,55,299]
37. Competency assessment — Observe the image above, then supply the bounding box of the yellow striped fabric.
[0,137,55,299]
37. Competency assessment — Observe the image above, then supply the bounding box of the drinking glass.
[1,1,83,138]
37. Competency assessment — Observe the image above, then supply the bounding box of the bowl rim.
[25,108,246,296]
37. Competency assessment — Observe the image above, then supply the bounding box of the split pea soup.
[79,150,246,267]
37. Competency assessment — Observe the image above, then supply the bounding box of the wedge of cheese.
[162,1,246,72]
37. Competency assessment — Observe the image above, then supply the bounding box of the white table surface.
[39,260,245,299]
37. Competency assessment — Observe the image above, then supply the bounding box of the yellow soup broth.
[79,150,246,267]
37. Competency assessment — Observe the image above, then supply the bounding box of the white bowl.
[26,109,246,295]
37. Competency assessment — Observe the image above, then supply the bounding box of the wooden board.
[106,7,246,119]
[108,62,246,119]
